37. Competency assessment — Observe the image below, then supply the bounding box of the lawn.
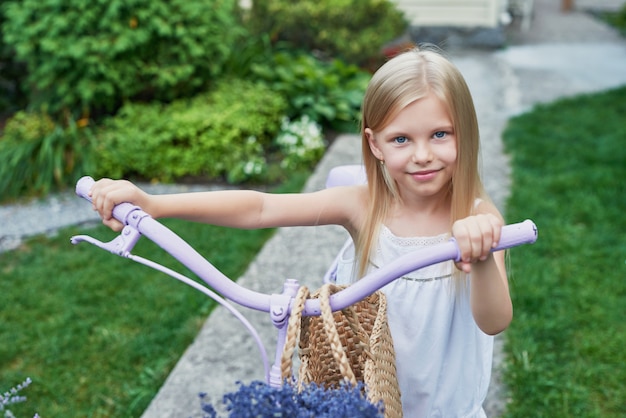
[0,173,307,417]
[502,85,626,417]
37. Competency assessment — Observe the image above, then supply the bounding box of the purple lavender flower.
[1,377,34,416]
[199,380,384,418]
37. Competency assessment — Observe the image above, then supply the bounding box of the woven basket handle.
[319,284,359,385]
[280,284,371,386]
[280,285,309,383]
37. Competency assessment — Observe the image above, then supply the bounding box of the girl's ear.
[365,128,384,161]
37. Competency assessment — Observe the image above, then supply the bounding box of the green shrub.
[0,1,28,116]
[247,0,408,68]
[220,33,276,79]
[2,0,245,117]
[0,111,96,200]
[95,79,288,184]
[251,51,371,132]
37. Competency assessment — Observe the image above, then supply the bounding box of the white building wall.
[392,0,509,28]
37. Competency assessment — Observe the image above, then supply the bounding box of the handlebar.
[74,176,537,316]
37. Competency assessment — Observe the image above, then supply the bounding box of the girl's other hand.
[452,214,503,273]
[89,179,149,232]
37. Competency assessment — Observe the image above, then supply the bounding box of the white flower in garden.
[243,159,264,176]
[275,116,326,170]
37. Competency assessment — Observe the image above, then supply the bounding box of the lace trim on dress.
[370,258,452,282]
[379,225,449,247]
[373,226,453,282]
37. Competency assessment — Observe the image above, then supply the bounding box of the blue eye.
[433,131,447,139]
[394,136,408,144]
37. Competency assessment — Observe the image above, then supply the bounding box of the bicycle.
[70,165,537,414]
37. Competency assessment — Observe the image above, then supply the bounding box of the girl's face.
[366,92,457,202]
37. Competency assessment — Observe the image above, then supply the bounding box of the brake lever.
[71,224,142,257]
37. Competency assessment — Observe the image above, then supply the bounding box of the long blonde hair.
[356,45,486,278]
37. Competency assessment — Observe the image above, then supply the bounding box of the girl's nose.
[412,142,433,164]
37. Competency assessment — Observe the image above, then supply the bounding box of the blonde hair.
[356,45,487,278]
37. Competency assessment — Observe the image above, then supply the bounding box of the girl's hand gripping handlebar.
[74,176,146,228]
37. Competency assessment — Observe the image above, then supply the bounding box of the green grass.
[0,173,308,417]
[502,85,626,417]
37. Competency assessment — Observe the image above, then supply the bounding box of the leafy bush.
[2,0,245,117]
[251,51,371,132]
[95,79,288,183]
[0,1,27,117]
[247,0,408,68]
[0,111,95,201]
[200,381,384,418]
[219,34,276,79]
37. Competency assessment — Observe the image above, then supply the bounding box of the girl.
[90,46,510,417]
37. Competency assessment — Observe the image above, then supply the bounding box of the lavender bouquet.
[199,380,384,418]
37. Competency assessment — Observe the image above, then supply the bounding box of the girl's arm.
[452,202,512,335]
[89,178,364,232]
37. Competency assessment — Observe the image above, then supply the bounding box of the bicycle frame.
[71,169,538,387]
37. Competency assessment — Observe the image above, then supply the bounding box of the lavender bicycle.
[70,166,538,390]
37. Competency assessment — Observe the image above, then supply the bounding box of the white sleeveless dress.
[335,226,492,417]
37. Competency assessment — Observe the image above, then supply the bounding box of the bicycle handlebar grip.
[496,219,538,250]
[76,176,95,202]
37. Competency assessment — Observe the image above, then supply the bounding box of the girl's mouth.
[411,169,440,181]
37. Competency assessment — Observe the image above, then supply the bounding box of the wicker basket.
[281,283,403,418]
